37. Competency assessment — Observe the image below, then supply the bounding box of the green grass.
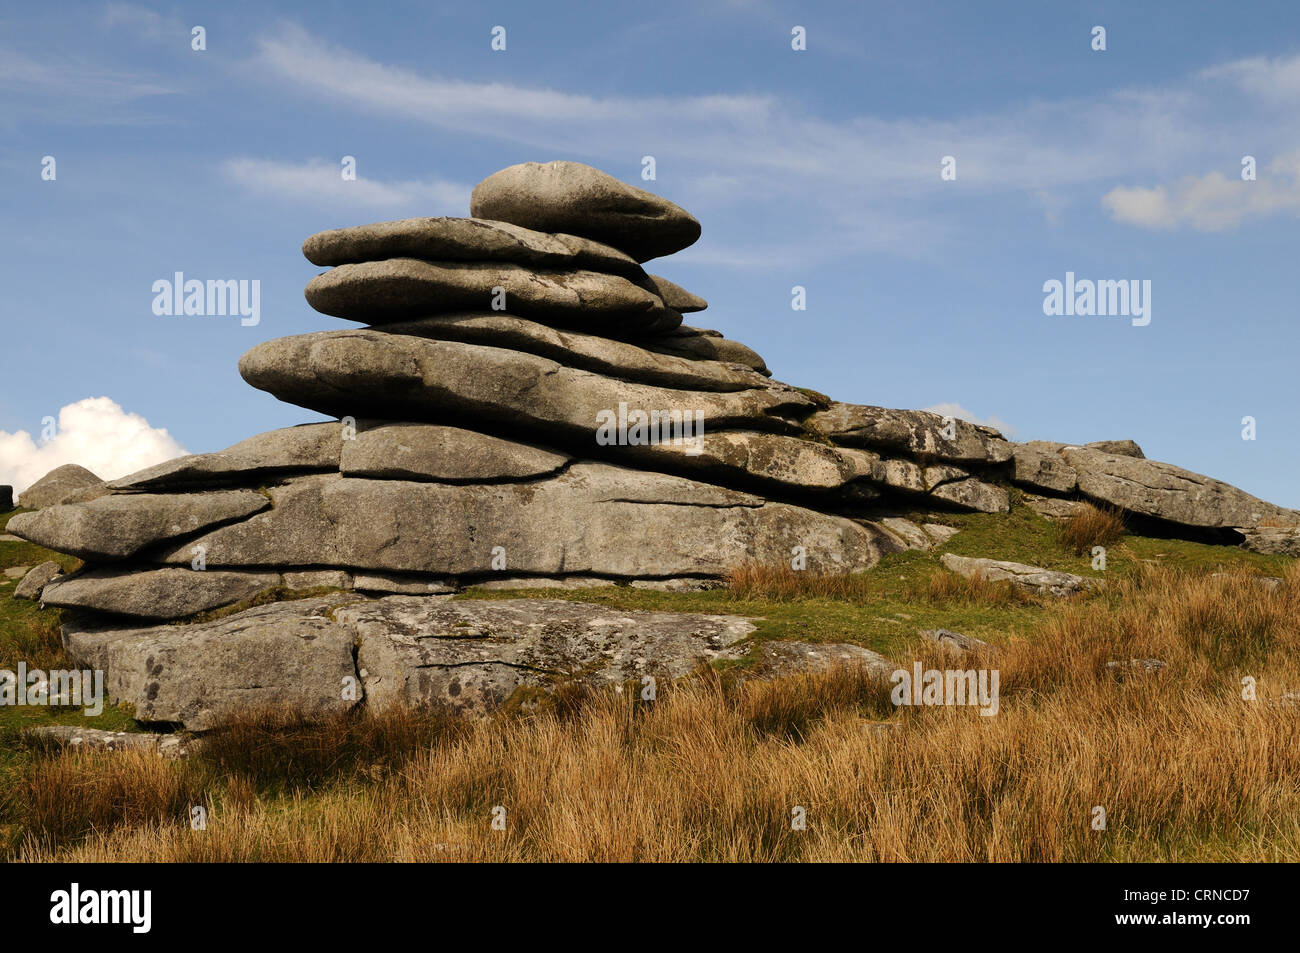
[457,549,1048,658]
[1,508,146,851]
[1,508,139,736]
[938,504,1293,576]
[457,503,1291,658]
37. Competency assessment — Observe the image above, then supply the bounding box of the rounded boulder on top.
[470,160,702,263]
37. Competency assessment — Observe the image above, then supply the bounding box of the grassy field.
[2,501,1298,861]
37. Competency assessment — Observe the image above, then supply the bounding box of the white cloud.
[1102,152,1300,230]
[0,397,187,494]
[922,402,1015,437]
[222,157,470,213]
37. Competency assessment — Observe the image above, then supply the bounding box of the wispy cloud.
[0,38,178,130]
[222,157,471,213]
[1201,53,1300,104]
[239,26,1300,262]
[0,47,177,101]
[255,25,775,129]
[250,25,1293,189]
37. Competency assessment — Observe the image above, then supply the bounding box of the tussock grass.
[10,564,1300,862]
[723,562,874,601]
[0,602,70,672]
[1058,503,1127,555]
[6,748,208,851]
[901,568,1031,607]
[195,704,469,793]
[734,665,896,741]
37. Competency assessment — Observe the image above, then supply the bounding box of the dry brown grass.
[901,568,1031,606]
[9,564,1300,862]
[1059,503,1127,555]
[7,748,208,848]
[724,561,874,601]
[196,703,468,792]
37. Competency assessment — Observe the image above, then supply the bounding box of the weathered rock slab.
[875,518,961,550]
[807,403,1013,465]
[109,423,341,490]
[18,464,103,509]
[239,330,809,441]
[62,596,362,730]
[1086,440,1144,458]
[1238,525,1300,557]
[302,216,644,277]
[649,325,770,376]
[877,517,935,550]
[340,422,569,482]
[351,597,756,714]
[638,274,707,313]
[930,478,1010,514]
[5,489,270,561]
[377,313,765,392]
[470,161,701,262]
[922,523,961,545]
[920,628,994,653]
[58,594,781,726]
[1021,494,1089,521]
[42,567,279,619]
[23,726,193,758]
[940,553,1095,597]
[12,560,62,600]
[1011,443,1078,493]
[149,467,903,580]
[1062,448,1290,529]
[306,259,679,334]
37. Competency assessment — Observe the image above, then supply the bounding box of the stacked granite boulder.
[14,464,104,508]
[7,160,1298,727]
[14,161,1019,616]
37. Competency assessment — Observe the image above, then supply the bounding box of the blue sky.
[2,0,1298,505]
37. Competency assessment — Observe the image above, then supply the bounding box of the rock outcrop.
[13,560,62,601]
[63,595,762,728]
[11,161,1022,620]
[1007,442,1299,545]
[940,553,1096,597]
[7,158,1297,727]
[17,464,104,509]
